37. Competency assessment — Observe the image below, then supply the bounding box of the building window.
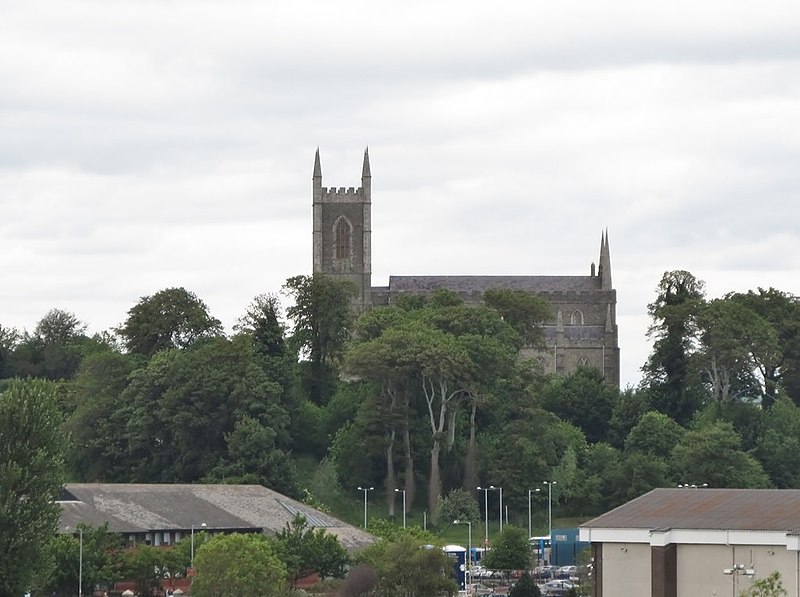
[570,310,584,325]
[335,217,352,260]
[578,356,590,367]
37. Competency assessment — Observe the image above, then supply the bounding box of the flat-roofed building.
[580,488,800,597]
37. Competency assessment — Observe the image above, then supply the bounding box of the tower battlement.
[319,186,367,202]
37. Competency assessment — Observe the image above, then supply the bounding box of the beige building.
[580,488,800,596]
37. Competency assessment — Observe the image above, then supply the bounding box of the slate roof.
[387,275,601,293]
[581,488,800,533]
[58,483,375,550]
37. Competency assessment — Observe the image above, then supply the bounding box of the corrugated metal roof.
[581,488,800,533]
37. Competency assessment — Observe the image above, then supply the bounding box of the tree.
[480,525,531,571]
[120,544,184,596]
[509,572,542,597]
[192,533,287,597]
[483,288,551,348]
[741,571,788,596]
[437,489,480,526]
[117,287,223,357]
[643,270,707,425]
[624,411,684,460]
[12,308,89,380]
[283,274,357,404]
[540,367,617,443]
[358,535,458,597]
[272,514,349,586]
[0,379,66,597]
[339,563,378,597]
[43,524,123,596]
[671,422,770,488]
[753,397,800,488]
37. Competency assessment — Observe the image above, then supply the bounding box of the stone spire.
[361,147,371,178]
[313,147,322,179]
[598,229,612,291]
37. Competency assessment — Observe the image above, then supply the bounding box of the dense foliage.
[3,269,800,559]
[0,379,66,596]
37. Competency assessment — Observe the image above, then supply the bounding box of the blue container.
[550,528,590,566]
[443,544,467,590]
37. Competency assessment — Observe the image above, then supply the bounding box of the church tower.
[312,148,372,308]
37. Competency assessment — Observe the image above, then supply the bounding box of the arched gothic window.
[578,356,590,367]
[334,217,352,260]
[570,310,584,325]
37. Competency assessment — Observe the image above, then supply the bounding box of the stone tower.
[312,148,372,307]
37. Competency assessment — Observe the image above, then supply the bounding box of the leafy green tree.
[730,288,800,407]
[741,571,788,596]
[696,298,774,403]
[339,563,378,597]
[483,288,551,348]
[643,270,706,425]
[0,324,19,379]
[121,544,184,596]
[272,515,349,586]
[753,397,800,488]
[607,388,651,449]
[0,379,66,597]
[509,571,542,597]
[12,309,89,380]
[540,367,617,443]
[192,533,287,597]
[672,422,770,488]
[437,489,481,525]
[117,287,223,357]
[64,349,135,480]
[358,535,458,597]
[481,525,530,571]
[205,416,300,497]
[624,411,684,460]
[283,274,357,404]
[43,524,123,596]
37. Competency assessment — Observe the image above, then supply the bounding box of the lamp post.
[454,519,472,591]
[358,486,374,529]
[66,526,83,596]
[191,522,206,567]
[528,488,541,539]
[394,488,406,529]
[543,481,557,540]
[498,486,504,532]
[477,485,497,546]
[724,563,755,596]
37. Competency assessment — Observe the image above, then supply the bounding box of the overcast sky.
[2,0,799,388]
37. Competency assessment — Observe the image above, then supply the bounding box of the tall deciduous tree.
[643,270,706,425]
[117,287,223,357]
[283,274,357,404]
[272,515,349,586]
[0,379,66,597]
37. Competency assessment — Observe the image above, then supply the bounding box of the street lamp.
[191,522,207,566]
[724,563,755,596]
[358,486,374,529]
[497,486,504,532]
[454,519,472,591]
[394,488,406,529]
[543,481,557,540]
[477,485,497,546]
[66,526,83,596]
[528,488,541,539]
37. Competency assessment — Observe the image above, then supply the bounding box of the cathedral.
[312,149,620,388]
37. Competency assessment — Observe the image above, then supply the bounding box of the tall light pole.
[191,522,206,567]
[498,486,504,532]
[477,485,497,546]
[454,519,472,591]
[543,481,557,539]
[66,526,83,596]
[358,486,374,529]
[528,488,541,539]
[394,488,406,529]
